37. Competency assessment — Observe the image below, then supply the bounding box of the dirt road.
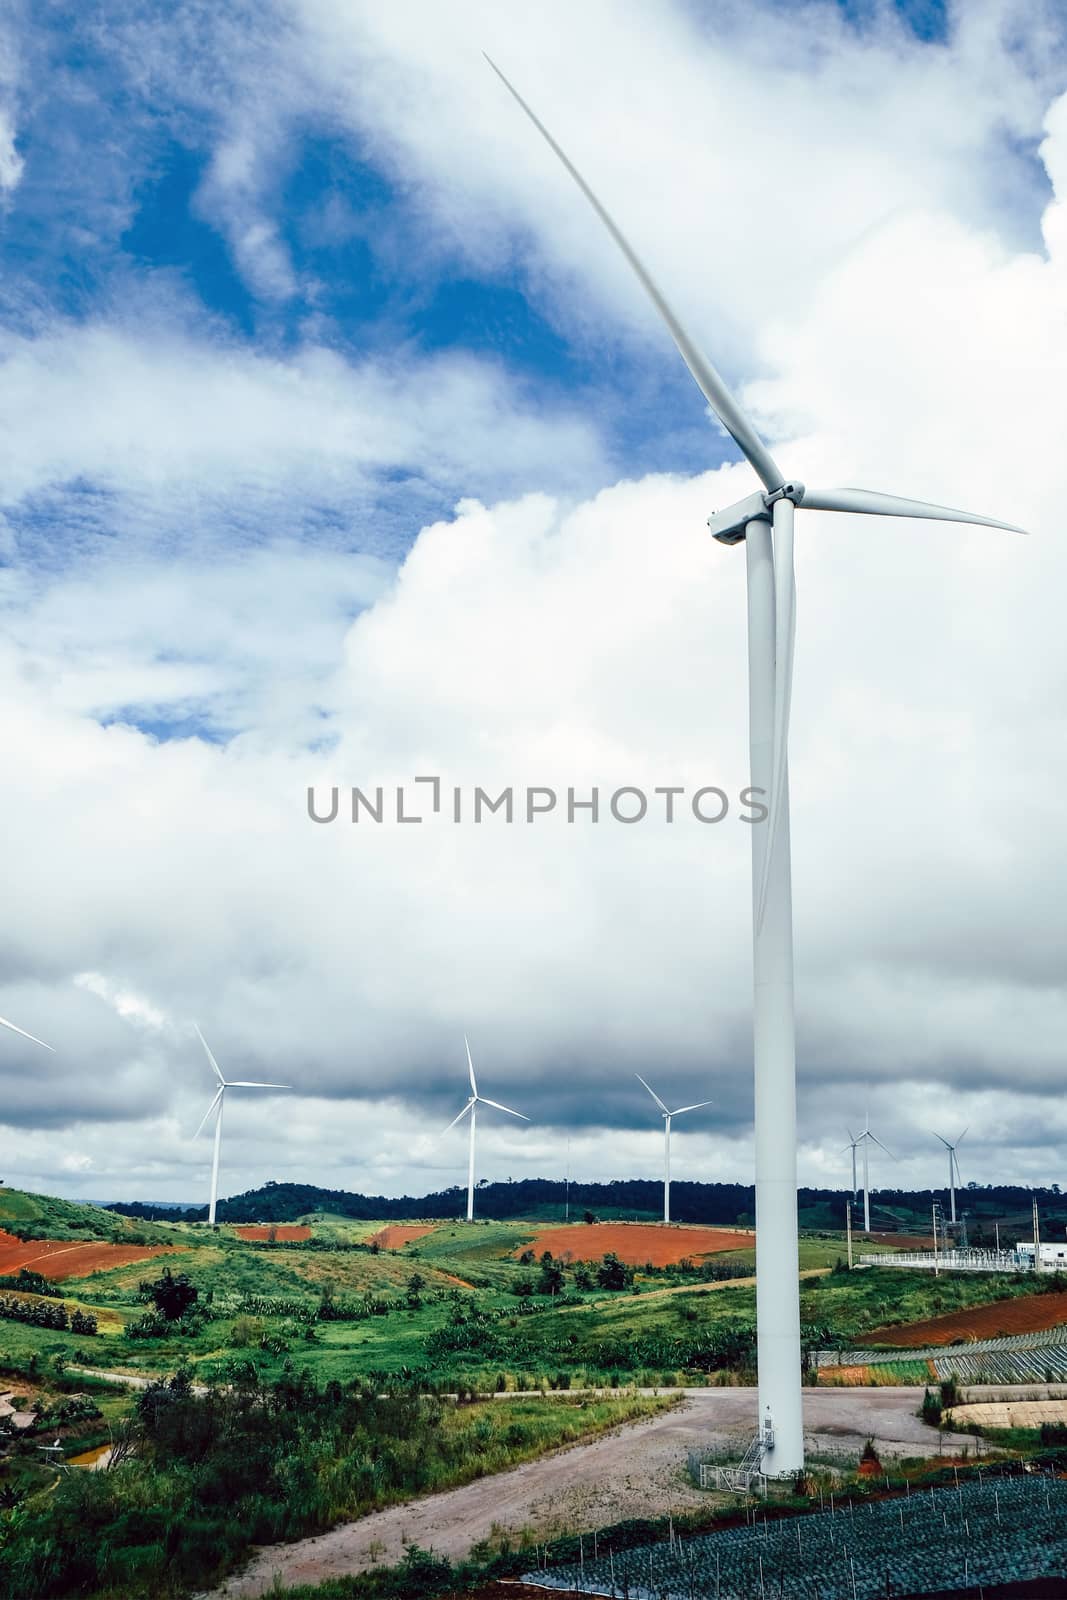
[201,1387,976,1598]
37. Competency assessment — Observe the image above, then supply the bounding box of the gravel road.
[201,1386,978,1598]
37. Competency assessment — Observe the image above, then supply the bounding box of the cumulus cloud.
[2,2,1067,1204]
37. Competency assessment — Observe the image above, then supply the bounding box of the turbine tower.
[486,58,1024,1474]
[193,1024,290,1225]
[0,1015,53,1051]
[636,1074,712,1225]
[856,1116,893,1234]
[933,1127,967,1226]
[842,1129,861,1200]
[443,1037,529,1222]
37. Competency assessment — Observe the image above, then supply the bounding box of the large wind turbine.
[193,1024,290,1226]
[855,1116,893,1235]
[933,1127,967,1226]
[0,1015,53,1051]
[636,1074,712,1225]
[487,58,1025,1474]
[842,1129,861,1201]
[444,1037,529,1222]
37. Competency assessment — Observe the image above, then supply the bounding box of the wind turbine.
[486,58,1025,1474]
[193,1024,290,1226]
[933,1127,967,1226]
[636,1074,712,1225]
[0,1015,53,1051]
[842,1130,861,1201]
[856,1116,893,1235]
[443,1037,529,1222]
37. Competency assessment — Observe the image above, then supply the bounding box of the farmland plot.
[529,1473,1067,1598]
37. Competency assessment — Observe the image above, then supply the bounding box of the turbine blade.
[193,1087,224,1140]
[0,1014,54,1052]
[932,1132,952,1149]
[194,1023,225,1086]
[226,1081,291,1089]
[672,1100,714,1116]
[800,486,1027,534]
[957,1127,969,1146]
[484,56,783,493]
[869,1133,895,1158]
[635,1073,669,1115]
[757,496,796,930]
[846,1129,857,1144]
[442,1100,474,1136]
[465,1035,477,1098]
[478,1096,530,1121]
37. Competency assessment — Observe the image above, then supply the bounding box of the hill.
[105,1176,1067,1238]
[0,1186,173,1244]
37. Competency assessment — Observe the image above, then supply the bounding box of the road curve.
[199,1387,977,1599]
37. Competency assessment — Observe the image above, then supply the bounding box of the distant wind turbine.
[636,1074,712,1225]
[855,1116,893,1234]
[933,1128,967,1226]
[842,1130,861,1201]
[0,1015,53,1051]
[193,1024,290,1225]
[443,1037,528,1222]
[487,54,1025,1474]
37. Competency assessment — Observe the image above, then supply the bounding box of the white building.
[1016,1239,1067,1270]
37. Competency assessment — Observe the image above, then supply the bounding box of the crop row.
[529,1473,1067,1598]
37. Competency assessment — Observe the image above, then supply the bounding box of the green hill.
[0,1186,172,1244]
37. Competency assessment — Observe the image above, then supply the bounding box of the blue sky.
[3,0,1067,1201]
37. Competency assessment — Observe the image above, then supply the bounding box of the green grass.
[0,1187,175,1245]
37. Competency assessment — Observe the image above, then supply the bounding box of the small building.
[1016,1240,1067,1270]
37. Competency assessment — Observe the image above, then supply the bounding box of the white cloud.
[3,3,1067,1203]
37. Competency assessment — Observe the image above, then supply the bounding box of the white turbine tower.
[933,1127,967,1226]
[842,1130,861,1200]
[443,1037,529,1222]
[0,1015,53,1051]
[486,58,1025,1473]
[636,1074,712,1225]
[856,1116,893,1235]
[193,1024,290,1226]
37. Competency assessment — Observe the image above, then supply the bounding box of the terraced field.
[821,1325,1067,1384]
[862,1289,1067,1346]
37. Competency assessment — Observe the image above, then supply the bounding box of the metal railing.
[857,1249,1026,1273]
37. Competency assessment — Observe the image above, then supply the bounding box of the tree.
[596,1252,631,1291]
[140,1266,199,1321]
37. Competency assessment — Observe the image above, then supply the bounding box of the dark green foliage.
[921,1387,943,1425]
[596,1252,633,1290]
[139,1267,199,1321]
[0,1292,95,1333]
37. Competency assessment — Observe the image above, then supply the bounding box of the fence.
[857,1249,1026,1273]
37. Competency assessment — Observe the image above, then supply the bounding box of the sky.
[1,0,1066,1210]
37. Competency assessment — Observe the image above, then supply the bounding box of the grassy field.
[2,1187,1063,1396]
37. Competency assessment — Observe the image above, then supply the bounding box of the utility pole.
[995,1221,1000,1254]
[846,1201,853,1270]
[932,1203,940,1277]
[1033,1196,1041,1273]
[565,1138,571,1223]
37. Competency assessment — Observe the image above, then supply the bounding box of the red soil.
[862,1290,1067,1347]
[517,1221,754,1267]
[369,1224,436,1250]
[0,1229,180,1280]
[233,1224,312,1242]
